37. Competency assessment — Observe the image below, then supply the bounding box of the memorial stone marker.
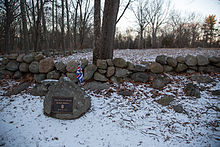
[44,77,91,119]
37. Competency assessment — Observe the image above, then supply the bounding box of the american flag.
[76,62,83,83]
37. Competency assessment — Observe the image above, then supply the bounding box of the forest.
[0,0,219,55]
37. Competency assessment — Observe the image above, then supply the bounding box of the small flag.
[76,62,83,83]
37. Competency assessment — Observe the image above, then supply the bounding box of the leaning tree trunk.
[100,0,120,59]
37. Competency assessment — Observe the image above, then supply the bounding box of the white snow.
[1,48,220,147]
[56,48,220,64]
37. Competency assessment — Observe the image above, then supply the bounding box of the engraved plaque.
[52,97,73,113]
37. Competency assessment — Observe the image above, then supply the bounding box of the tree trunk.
[93,0,101,63]
[100,0,120,59]
[74,0,80,50]
[138,25,144,49]
[52,0,55,49]
[41,0,49,50]
[31,0,36,51]
[35,0,42,51]
[152,28,157,48]
[61,0,65,53]
[5,0,11,53]
[55,0,58,50]
[20,0,29,52]
[65,0,70,50]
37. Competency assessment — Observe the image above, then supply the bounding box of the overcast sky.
[117,0,220,32]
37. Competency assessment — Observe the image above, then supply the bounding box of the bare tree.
[78,0,93,49]
[146,0,170,48]
[131,0,149,48]
[2,0,19,53]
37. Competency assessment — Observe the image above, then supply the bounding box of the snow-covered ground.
[57,48,220,64]
[0,48,220,147]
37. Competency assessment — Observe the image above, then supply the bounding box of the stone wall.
[0,53,220,83]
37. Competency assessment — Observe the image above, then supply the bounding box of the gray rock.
[34,74,46,83]
[98,69,107,74]
[106,59,114,66]
[66,73,78,82]
[213,67,220,73]
[176,56,185,63]
[191,76,214,83]
[55,61,66,73]
[23,53,35,63]
[19,63,29,72]
[0,69,13,77]
[94,72,108,82]
[208,56,220,64]
[115,68,131,78]
[97,59,107,69]
[110,76,130,83]
[197,55,209,66]
[186,69,196,74]
[172,105,186,114]
[152,76,168,89]
[7,53,18,60]
[185,55,197,66]
[44,77,91,119]
[106,66,115,77]
[66,61,78,73]
[1,58,9,65]
[198,66,211,73]
[30,79,58,96]
[156,55,167,65]
[167,57,177,67]
[157,95,174,106]
[214,63,220,67]
[134,64,146,72]
[150,62,163,74]
[163,65,173,72]
[189,66,197,71]
[131,72,149,82]
[113,58,127,68]
[83,81,110,91]
[39,58,55,73]
[80,58,88,68]
[16,54,25,62]
[0,64,5,70]
[118,90,133,96]
[84,64,97,81]
[175,63,188,72]
[127,62,135,71]
[184,83,200,98]
[10,82,30,95]
[35,53,44,61]
[14,71,22,79]
[6,60,19,71]
[140,61,150,71]
[212,90,220,96]
[47,70,60,80]
[29,61,39,73]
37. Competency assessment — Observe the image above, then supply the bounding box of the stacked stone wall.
[0,53,220,83]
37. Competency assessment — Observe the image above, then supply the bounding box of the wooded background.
[0,0,219,55]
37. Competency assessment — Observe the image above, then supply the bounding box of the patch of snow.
[55,48,220,64]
